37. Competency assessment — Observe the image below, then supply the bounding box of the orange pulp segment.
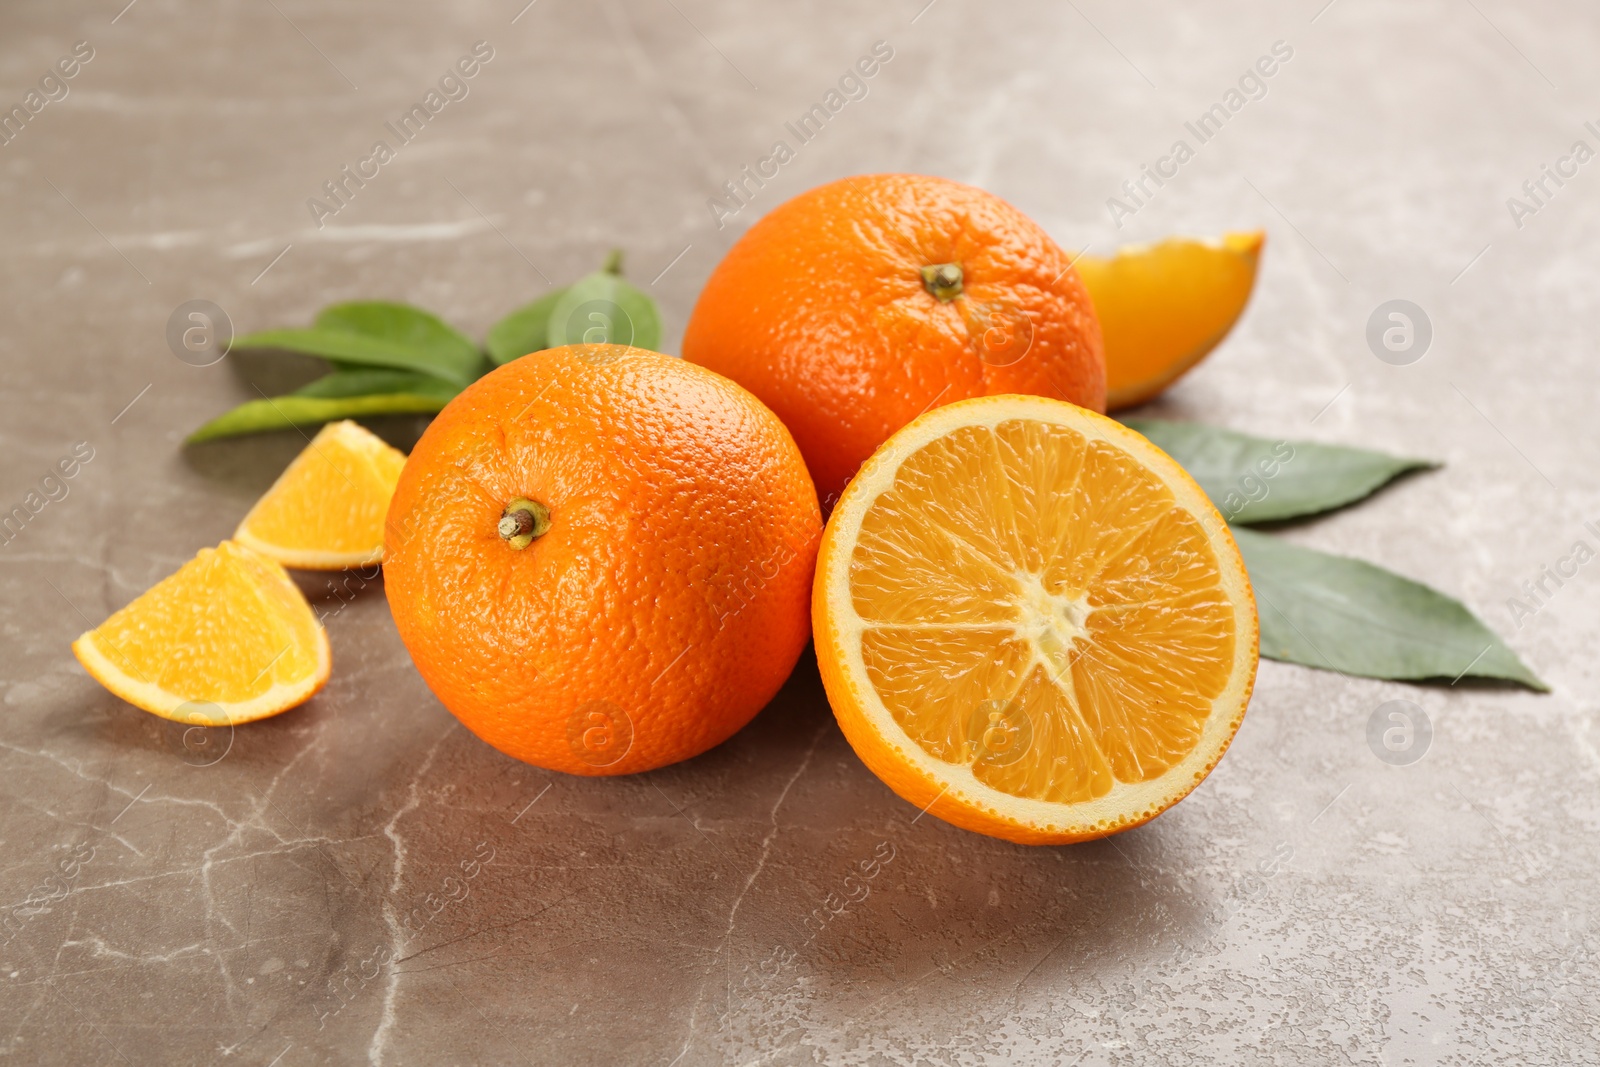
[1075,232,1263,410]
[235,420,407,570]
[71,540,330,724]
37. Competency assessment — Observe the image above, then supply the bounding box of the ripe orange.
[813,394,1258,844]
[383,344,822,775]
[683,174,1105,505]
[235,420,407,570]
[72,540,331,724]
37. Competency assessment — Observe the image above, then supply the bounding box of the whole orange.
[383,344,822,775]
[683,174,1105,505]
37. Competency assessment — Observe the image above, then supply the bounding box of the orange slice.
[235,420,407,570]
[1075,232,1263,410]
[813,395,1258,844]
[72,541,330,724]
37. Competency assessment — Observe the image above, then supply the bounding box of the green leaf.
[486,288,567,365]
[185,393,451,443]
[231,328,468,384]
[1233,526,1547,690]
[232,302,483,385]
[1123,417,1436,524]
[544,255,662,351]
[316,301,484,380]
[293,369,461,401]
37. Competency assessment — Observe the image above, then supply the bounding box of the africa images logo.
[306,42,494,228]
[1106,40,1294,228]
[706,41,895,230]
[0,41,95,148]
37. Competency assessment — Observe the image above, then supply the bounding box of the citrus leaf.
[1232,526,1547,690]
[293,369,460,401]
[231,328,471,384]
[486,288,567,365]
[315,301,484,381]
[1123,418,1436,524]
[545,257,662,351]
[186,393,450,443]
[232,302,483,385]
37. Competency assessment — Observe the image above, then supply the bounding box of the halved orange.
[235,420,407,570]
[1075,232,1263,410]
[813,394,1258,844]
[72,540,330,724]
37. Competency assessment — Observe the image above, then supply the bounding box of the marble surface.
[2,1,1597,1063]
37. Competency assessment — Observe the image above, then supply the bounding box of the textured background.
[1,1,1596,1064]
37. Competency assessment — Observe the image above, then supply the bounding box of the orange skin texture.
[383,345,822,775]
[683,173,1106,505]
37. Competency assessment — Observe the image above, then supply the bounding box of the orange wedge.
[1075,232,1263,410]
[235,420,407,570]
[72,540,330,724]
[813,395,1258,844]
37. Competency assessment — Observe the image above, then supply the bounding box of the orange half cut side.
[813,394,1258,844]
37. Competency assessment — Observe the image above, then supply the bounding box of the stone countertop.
[1,1,1595,1064]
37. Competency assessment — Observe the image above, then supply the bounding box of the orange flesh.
[235,420,407,569]
[1076,232,1264,411]
[849,418,1236,803]
[73,541,329,721]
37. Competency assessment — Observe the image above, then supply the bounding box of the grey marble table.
[1,1,1596,1064]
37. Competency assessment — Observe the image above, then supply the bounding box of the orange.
[383,344,822,776]
[813,394,1258,844]
[72,540,331,724]
[235,420,407,570]
[1075,232,1264,410]
[683,174,1105,506]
